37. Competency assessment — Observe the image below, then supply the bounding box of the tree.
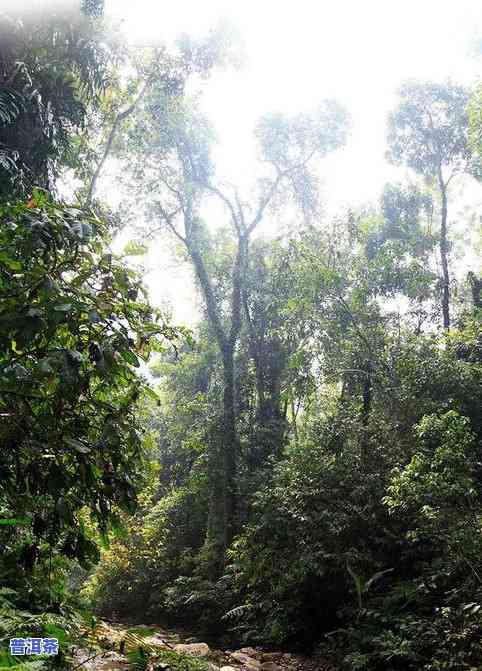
[121,92,348,568]
[75,26,238,207]
[241,237,326,456]
[0,191,176,604]
[387,81,479,329]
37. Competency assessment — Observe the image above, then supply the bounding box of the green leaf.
[143,386,160,402]
[120,350,140,367]
[0,252,22,270]
[64,437,91,454]
[123,240,147,256]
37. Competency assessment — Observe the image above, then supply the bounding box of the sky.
[103,1,481,323]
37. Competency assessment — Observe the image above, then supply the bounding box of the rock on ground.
[260,662,282,671]
[173,642,211,657]
[261,653,283,663]
[229,651,261,670]
[236,648,262,660]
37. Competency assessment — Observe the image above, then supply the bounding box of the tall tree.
[122,93,348,566]
[387,81,479,329]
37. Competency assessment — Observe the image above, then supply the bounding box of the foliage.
[386,81,476,179]
[386,79,481,329]
[0,587,82,670]
[83,474,209,618]
[0,5,118,198]
[0,191,177,607]
[127,646,212,671]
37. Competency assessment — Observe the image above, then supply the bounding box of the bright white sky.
[103,0,482,325]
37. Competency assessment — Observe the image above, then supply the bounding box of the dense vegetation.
[0,3,481,670]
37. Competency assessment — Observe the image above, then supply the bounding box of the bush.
[84,475,209,621]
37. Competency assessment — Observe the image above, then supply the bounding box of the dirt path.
[72,621,338,671]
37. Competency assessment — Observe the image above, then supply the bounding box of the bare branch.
[248,147,318,233]
[204,183,242,235]
[248,172,283,233]
[156,204,186,244]
[157,173,186,205]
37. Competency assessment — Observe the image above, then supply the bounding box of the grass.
[154,649,211,671]
[127,648,211,671]
[126,627,157,638]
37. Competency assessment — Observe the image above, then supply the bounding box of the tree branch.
[85,77,152,207]
[204,183,242,235]
[248,148,317,233]
[156,204,186,244]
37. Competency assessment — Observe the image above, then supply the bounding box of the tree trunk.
[243,295,287,466]
[438,176,450,330]
[222,346,237,548]
[186,227,243,566]
[360,362,372,467]
[204,428,225,578]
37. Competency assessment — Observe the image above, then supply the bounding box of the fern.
[221,604,253,621]
[0,89,24,126]
[5,661,48,671]
[127,648,149,671]
[0,607,81,643]
[122,632,156,655]
[0,149,19,174]
[0,592,81,671]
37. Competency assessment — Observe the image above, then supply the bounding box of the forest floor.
[73,621,339,671]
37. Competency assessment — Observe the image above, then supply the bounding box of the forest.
[0,1,481,670]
